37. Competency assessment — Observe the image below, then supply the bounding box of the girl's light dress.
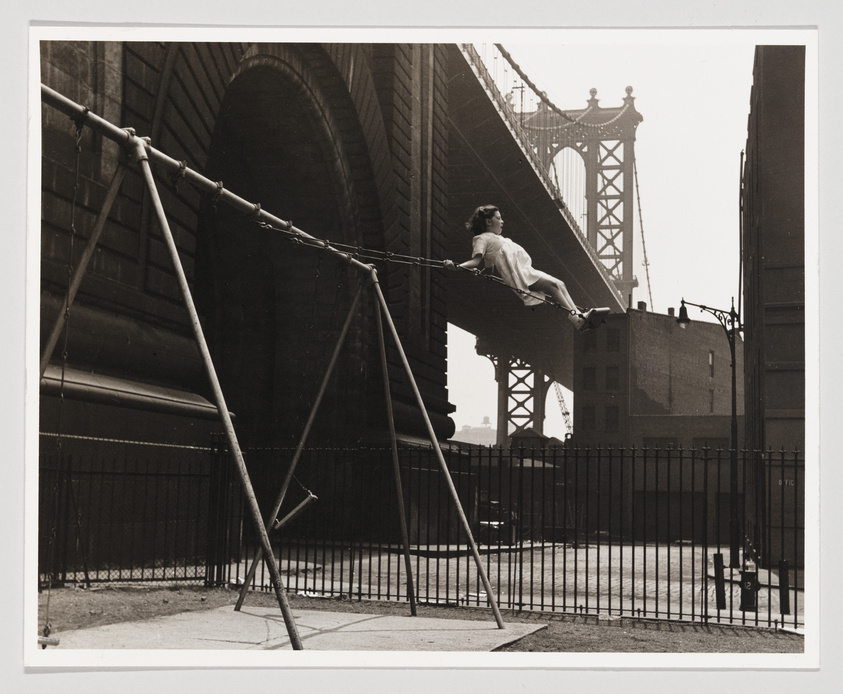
[471,231,554,306]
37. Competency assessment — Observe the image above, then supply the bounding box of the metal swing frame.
[39,84,506,650]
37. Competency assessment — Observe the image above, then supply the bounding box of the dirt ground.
[36,583,804,653]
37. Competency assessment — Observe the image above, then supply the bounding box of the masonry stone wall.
[40,41,455,447]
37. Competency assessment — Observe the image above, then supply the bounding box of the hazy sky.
[448,35,763,437]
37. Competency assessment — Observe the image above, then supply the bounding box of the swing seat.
[272,491,318,531]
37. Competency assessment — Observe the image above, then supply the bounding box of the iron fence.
[38,435,804,630]
[38,432,241,587]
[235,445,804,630]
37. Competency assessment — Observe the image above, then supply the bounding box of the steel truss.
[522,88,643,299]
[482,352,550,446]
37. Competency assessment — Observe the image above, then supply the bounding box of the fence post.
[779,559,791,615]
[713,552,727,610]
[205,432,231,586]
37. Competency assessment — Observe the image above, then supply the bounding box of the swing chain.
[248,217,565,309]
[41,623,52,649]
[42,107,87,641]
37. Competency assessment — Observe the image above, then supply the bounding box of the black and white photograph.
[5,5,837,691]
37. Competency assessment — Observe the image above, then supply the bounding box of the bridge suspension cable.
[633,159,654,310]
[471,44,643,297]
[493,44,632,129]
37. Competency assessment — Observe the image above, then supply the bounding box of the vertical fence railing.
[38,432,241,587]
[39,438,805,629]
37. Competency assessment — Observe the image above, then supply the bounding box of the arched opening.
[195,53,376,450]
[552,145,587,233]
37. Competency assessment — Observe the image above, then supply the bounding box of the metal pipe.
[133,139,303,649]
[234,281,365,611]
[374,287,418,615]
[40,161,127,378]
[370,272,505,629]
[272,492,318,531]
[729,326,740,568]
[41,84,371,275]
[677,297,743,569]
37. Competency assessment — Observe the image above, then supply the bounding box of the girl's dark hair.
[465,205,499,236]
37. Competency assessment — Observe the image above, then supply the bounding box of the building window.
[605,365,620,391]
[709,388,715,413]
[709,350,715,378]
[582,330,598,354]
[580,405,596,429]
[606,328,620,352]
[583,366,596,391]
[605,405,619,432]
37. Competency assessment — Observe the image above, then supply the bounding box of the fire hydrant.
[740,558,760,612]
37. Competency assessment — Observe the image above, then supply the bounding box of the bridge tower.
[479,350,551,446]
[522,87,643,300]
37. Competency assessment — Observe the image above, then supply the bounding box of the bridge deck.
[444,45,626,387]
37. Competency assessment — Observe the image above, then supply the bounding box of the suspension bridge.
[446,44,644,436]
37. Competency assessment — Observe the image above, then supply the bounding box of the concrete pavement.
[53,606,544,651]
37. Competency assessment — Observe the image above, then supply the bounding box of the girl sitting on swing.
[443,205,607,331]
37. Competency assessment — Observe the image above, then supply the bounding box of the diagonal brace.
[40,161,127,378]
[234,280,365,611]
[132,138,303,650]
[370,270,505,629]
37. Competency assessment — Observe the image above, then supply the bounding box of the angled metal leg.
[134,140,303,649]
[40,162,127,378]
[234,280,365,611]
[370,271,505,629]
[373,287,418,616]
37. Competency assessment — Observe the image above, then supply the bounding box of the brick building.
[742,45,806,567]
[742,45,806,454]
[570,304,744,450]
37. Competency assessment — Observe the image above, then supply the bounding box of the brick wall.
[743,45,806,453]
[572,309,744,449]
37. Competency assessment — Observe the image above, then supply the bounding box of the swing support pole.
[370,271,506,629]
[373,286,418,616]
[234,280,366,611]
[132,139,303,650]
[40,161,127,378]
[41,84,501,631]
[41,85,374,275]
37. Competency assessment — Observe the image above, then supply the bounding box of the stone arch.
[195,44,387,448]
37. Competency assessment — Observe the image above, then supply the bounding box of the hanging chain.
[58,122,84,439]
[42,116,85,647]
[250,219,574,312]
[251,220,444,269]
[493,44,631,129]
